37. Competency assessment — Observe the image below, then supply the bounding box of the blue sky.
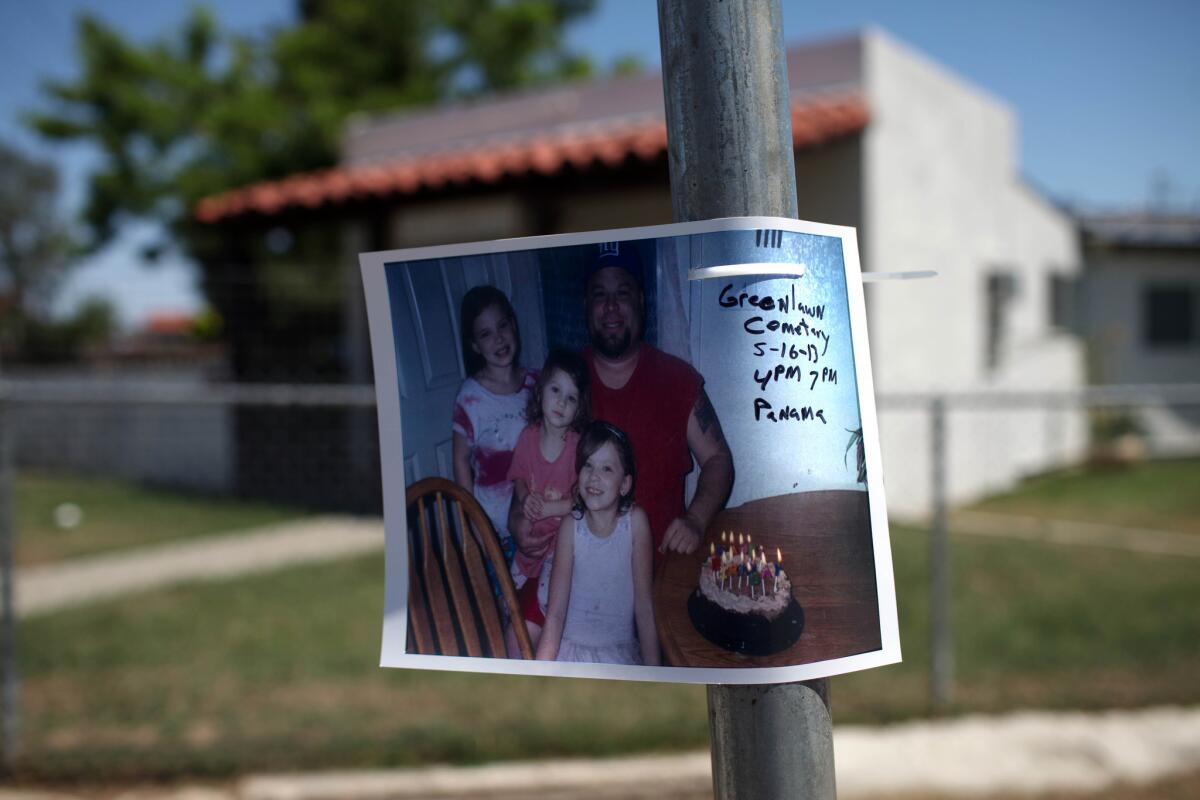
[2,0,1197,327]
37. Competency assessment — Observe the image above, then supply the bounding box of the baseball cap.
[585,242,644,287]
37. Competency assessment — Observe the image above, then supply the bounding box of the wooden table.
[654,490,883,668]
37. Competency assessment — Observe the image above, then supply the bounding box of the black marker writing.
[719,283,825,319]
[716,280,834,427]
[744,317,830,356]
[752,341,821,363]
[753,398,827,424]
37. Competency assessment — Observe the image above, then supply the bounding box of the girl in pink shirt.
[505,350,591,655]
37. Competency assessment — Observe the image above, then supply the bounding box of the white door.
[387,251,547,485]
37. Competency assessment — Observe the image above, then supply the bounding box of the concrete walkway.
[948,511,1200,557]
[237,706,1200,799]
[12,516,384,618]
[12,509,1193,620]
[4,706,1197,799]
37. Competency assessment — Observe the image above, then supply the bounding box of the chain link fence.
[1,378,1198,763]
[877,383,1200,710]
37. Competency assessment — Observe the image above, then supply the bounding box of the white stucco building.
[847,31,1088,515]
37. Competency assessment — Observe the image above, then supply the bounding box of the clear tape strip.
[688,263,806,280]
[688,265,938,282]
[862,270,938,282]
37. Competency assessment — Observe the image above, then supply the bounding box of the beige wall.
[795,137,863,229]
[389,194,533,248]
[556,185,675,233]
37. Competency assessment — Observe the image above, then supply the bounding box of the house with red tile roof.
[196,29,1087,515]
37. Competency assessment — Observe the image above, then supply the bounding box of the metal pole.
[929,396,953,711]
[0,394,19,766]
[656,3,834,798]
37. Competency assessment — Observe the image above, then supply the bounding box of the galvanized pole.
[656,2,835,798]
[929,396,953,710]
[0,393,19,766]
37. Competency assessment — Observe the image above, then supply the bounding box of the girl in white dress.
[535,421,660,666]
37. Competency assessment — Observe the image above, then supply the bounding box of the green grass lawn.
[836,524,1200,721]
[14,472,307,566]
[16,521,1200,781]
[968,458,1200,535]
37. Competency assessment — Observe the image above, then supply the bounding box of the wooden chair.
[405,477,534,659]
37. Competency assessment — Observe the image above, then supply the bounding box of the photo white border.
[361,215,901,684]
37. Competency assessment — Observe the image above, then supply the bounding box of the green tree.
[26,0,598,380]
[26,0,597,258]
[0,141,74,355]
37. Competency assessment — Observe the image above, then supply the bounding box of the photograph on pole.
[362,216,900,683]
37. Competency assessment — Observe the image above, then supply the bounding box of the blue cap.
[585,242,644,287]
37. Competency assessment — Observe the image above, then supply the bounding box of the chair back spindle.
[405,478,534,659]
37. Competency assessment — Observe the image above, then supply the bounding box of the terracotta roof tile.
[195,94,867,223]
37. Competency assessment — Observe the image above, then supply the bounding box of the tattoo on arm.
[693,389,726,444]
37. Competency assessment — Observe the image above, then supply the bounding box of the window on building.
[985,271,1018,370]
[1048,273,1078,333]
[1143,286,1194,347]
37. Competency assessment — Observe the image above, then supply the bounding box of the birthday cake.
[687,532,804,656]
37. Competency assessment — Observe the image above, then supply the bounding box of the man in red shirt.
[582,244,734,558]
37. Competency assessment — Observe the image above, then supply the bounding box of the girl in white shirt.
[535,421,660,666]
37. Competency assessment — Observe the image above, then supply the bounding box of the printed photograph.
[362,217,900,683]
